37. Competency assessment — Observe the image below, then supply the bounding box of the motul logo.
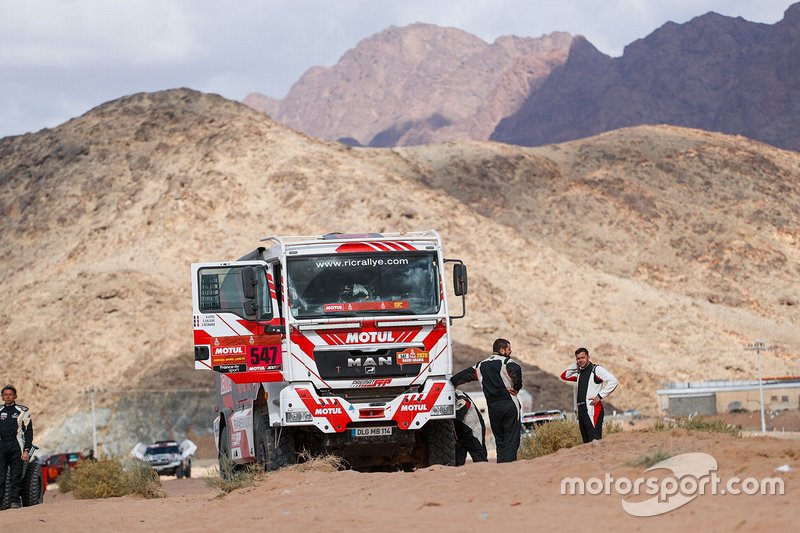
[348,356,392,367]
[314,407,343,415]
[400,404,426,412]
[212,346,245,355]
[345,332,396,343]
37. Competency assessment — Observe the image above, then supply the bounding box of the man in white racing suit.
[453,390,488,465]
[560,347,618,443]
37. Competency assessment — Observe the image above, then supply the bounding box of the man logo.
[347,356,392,367]
[365,367,376,375]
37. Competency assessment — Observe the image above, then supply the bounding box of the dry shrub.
[630,448,674,468]
[678,417,741,437]
[519,419,582,459]
[288,451,348,472]
[125,460,168,498]
[57,466,74,493]
[204,463,263,494]
[70,459,128,499]
[653,417,741,437]
[68,458,166,499]
[204,452,347,495]
[605,420,623,435]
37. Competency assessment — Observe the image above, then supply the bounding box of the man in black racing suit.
[451,338,523,462]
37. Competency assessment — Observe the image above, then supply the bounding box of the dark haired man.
[451,338,523,462]
[560,348,618,443]
[0,385,33,509]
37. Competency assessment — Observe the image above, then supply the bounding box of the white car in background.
[521,410,566,435]
[131,439,197,478]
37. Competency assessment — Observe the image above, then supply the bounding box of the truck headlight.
[431,404,454,416]
[286,410,312,422]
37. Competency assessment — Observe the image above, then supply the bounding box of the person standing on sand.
[451,338,523,462]
[560,347,618,443]
[0,385,33,509]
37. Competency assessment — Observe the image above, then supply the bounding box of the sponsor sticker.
[232,417,248,431]
[324,300,409,312]
[220,374,233,395]
[352,378,392,388]
[211,345,247,366]
[214,364,246,373]
[397,348,429,365]
[247,345,282,371]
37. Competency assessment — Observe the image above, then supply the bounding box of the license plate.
[351,426,392,437]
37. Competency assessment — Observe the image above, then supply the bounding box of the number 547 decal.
[248,345,282,371]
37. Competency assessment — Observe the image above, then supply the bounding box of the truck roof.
[238,230,443,261]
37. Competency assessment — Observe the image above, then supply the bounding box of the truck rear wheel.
[254,411,296,471]
[218,424,239,480]
[21,459,44,506]
[423,420,456,467]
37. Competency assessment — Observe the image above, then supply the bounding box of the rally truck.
[191,231,468,472]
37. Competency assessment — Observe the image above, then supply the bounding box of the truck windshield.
[287,253,440,318]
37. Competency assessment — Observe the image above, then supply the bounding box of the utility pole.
[745,340,774,433]
[90,388,97,457]
[83,388,100,457]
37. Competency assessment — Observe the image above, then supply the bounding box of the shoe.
[10,502,21,509]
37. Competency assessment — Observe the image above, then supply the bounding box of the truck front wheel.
[254,411,296,471]
[423,420,456,467]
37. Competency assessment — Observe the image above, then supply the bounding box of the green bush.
[519,419,583,459]
[67,458,166,499]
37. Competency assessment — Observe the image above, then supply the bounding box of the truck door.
[191,261,282,379]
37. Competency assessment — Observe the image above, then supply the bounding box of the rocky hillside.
[244,23,572,147]
[492,3,800,151]
[1,89,799,453]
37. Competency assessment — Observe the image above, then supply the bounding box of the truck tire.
[21,459,44,506]
[185,461,192,478]
[218,424,239,480]
[176,463,184,479]
[1,459,43,508]
[424,420,456,467]
[254,411,295,471]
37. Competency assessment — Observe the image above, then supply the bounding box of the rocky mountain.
[2,89,799,454]
[243,23,573,147]
[492,3,800,151]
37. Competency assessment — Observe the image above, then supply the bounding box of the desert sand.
[2,429,795,532]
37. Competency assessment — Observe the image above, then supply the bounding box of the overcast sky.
[0,0,794,139]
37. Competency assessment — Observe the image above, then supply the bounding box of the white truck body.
[192,231,468,471]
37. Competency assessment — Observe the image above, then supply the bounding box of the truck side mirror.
[453,264,468,296]
[242,266,258,300]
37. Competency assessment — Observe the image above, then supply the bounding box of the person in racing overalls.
[560,347,619,443]
[0,385,33,509]
[451,338,523,463]
[453,390,488,466]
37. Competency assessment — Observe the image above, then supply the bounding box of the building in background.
[657,378,800,417]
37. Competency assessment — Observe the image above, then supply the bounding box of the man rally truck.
[191,231,468,473]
